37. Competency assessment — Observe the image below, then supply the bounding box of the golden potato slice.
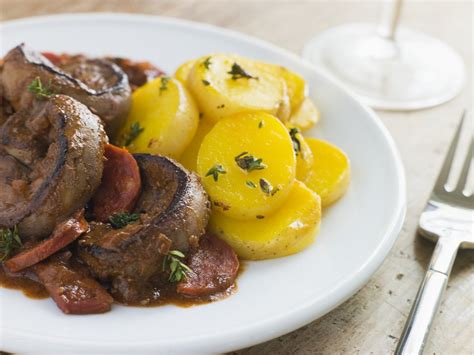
[304,138,350,206]
[288,97,320,131]
[287,126,314,181]
[209,180,321,260]
[116,77,199,159]
[197,112,296,220]
[179,117,214,172]
[174,59,196,84]
[188,54,288,123]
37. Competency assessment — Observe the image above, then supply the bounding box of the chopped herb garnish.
[163,250,192,282]
[109,212,140,229]
[259,178,279,196]
[199,112,204,120]
[201,56,212,70]
[123,122,144,146]
[217,104,225,109]
[235,152,267,172]
[206,164,226,181]
[258,121,264,129]
[246,180,257,188]
[202,79,210,86]
[159,76,170,94]
[228,62,258,80]
[0,226,22,262]
[289,127,302,156]
[28,77,53,99]
[256,215,265,219]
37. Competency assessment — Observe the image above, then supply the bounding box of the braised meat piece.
[106,57,165,90]
[78,154,210,303]
[0,95,106,240]
[4,210,88,273]
[1,44,131,139]
[33,258,114,314]
[177,234,239,297]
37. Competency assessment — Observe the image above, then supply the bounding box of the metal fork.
[395,111,473,355]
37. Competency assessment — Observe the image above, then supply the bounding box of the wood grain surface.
[0,1,472,354]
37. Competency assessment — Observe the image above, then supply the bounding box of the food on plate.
[0,94,106,239]
[91,144,141,222]
[187,54,290,123]
[179,117,214,172]
[1,44,131,139]
[288,126,314,181]
[197,112,296,220]
[304,138,351,206]
[209,181,321,260]
[288,97,320,131]
[78,154,211,303]
[0,44,350,315]
[116,76,199,159]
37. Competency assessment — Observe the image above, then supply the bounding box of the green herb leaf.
[256,215,265,219]
[228,62,258,80]
[206,164,226,181]
[259,178,279,196]
[258,121,264,129]
[162,250,192,282]
[202,79,210,86]
[159,77,170,94]
[28,77,53,99]
[108,212,140,229]
[123,122,144,146]
[235,152,267,172]
[289,127,302,156]
[246,180,257,188]
[201,56,212,70]
[0,226,22,262]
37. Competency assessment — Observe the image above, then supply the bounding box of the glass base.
[303,23,465,111]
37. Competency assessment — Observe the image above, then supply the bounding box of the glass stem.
[377,0,403,40]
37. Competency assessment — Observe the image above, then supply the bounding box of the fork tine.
[433,111,465,193]
[455,138,473,193]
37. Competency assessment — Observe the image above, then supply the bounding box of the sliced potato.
[288,97,320,131]
[179,117,214,172]
[188,54,289,123]
[209,180,321,260]
[287,126,314,181]
[174,59,196,84]
[304,138,350,206]
[117,77,199,159]
[197,112,296,220]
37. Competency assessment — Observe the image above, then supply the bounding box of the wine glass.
[303,0,465,111]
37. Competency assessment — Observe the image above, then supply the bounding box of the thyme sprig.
[259,178,280,196]
[235,152,267,172]
[289,127,302,156]
[109,212,140,229]
[206,164,226,181]
[163,250,192,282]
[201,57,212,70]
[228,62,258,80]
[28,77,54,99]
[159,77,170,94]
[0,226,21,262]
[123,122,144,146]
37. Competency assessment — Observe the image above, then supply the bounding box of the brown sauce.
[0,262,244,308]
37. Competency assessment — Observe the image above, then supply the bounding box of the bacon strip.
[4,210,88,273]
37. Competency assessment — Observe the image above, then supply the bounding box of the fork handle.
[395,237,460,355]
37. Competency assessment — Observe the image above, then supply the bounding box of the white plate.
[0,14,406,354]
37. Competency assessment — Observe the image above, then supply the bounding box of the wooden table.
[1,1,472,354]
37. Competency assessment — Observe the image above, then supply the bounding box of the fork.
[395,112,473,355]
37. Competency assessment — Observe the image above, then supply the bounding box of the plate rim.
[0,12,407,352]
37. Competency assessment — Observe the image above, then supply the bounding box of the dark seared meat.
[4,210,88,273]
[0,95,106,240]
[33,258,113,314]
[78,154,210,303]
[106,57,165,91]
[1,44,131,139]
[177,234,239,297]
[0,75,15,126]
